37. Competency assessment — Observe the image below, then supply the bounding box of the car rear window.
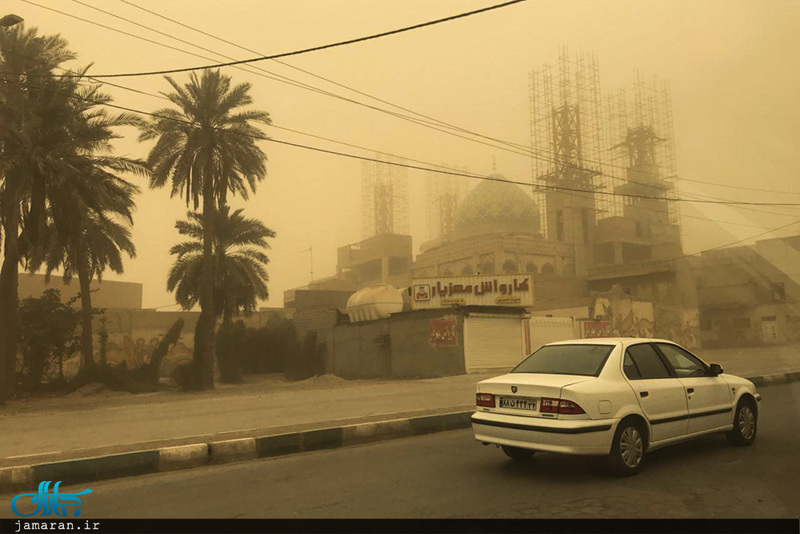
[512,344,614,377]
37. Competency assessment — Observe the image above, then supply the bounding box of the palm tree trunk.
[76,244,95,370]
[196,155,216,390]
[0,203,21,400]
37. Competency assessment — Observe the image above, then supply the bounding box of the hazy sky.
[7,0,800,309]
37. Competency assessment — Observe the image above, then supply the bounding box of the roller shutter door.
[464,314,526,372]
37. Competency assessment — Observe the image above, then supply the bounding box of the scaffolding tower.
[361,154,410,239]
[529,47,611,239]
[426,165,470,242]
[605,71,680,238]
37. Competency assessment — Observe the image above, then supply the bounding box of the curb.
[747,371,800,388]
[1,371,797,494]
[0,410,473,494]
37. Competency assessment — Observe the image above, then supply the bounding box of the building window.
[556,210,564,241]
[502,260,517,274]
[526,261,538,274]
[635,221,642,238]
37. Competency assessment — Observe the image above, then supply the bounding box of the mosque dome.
[454,175,540,239]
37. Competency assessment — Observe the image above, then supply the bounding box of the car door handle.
[640,391,649,398]
[687,388,695,394]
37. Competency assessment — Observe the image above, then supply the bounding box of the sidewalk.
[1,343,799,468]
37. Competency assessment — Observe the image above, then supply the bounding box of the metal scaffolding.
[529,47,608,239]
[361,154,409,239]
[605,71,681,235]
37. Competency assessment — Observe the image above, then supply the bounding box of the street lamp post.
[0,14,24,28]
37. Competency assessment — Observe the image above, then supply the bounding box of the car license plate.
[499,397,537,411]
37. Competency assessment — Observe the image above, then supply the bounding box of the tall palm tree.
[30,160,143,371]
[0,25,77,398]
[138,69,270,390]
[30,81,146,371]
[168,206,274,326]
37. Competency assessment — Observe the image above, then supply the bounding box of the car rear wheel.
[501,445,536,461]
[607,420,645,476]
[726,398,757,446]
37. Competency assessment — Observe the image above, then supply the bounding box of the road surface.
[2,382,798,519]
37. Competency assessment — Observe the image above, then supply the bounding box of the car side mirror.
[709,363,723,377]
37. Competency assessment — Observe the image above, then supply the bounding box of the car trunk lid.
[476,373,594,419]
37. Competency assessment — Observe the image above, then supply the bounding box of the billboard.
[410,274,534,309]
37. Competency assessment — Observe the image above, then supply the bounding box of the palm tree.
[138,69,270,390]
[30,162,143,371]
[29,81,146,372]
[168,206,274,326]
[0,25,76,398]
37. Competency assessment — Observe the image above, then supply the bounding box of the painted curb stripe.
[31,451,159,486]
[301,428,344,451]
[255,434,302,458]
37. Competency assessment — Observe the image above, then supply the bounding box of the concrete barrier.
[158,444,209,471]
[0,465,33,494]
[208,438,257,464]
[32,451,159,486]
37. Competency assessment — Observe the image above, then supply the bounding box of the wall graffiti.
[429,317,458,347]
[103,335,193,378]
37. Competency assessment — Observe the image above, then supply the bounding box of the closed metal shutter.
[464,314,525,372]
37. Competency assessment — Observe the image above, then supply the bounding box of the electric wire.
[17,0,528,78]
[17,0,800,202]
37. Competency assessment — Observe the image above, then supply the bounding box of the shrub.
[18,289,81,391]
[240,317,299,375]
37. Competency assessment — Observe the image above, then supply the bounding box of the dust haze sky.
[7,0,800,309]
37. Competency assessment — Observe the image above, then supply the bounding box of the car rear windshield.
[512,344,614,377]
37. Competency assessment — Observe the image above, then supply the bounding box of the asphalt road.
[2,382,798,519]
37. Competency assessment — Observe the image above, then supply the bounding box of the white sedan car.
[471,338,761,475]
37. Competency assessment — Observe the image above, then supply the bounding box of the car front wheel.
[501,445,536,461]
[608,420,645,476]
[726,398,757,446]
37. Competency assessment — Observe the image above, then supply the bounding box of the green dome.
[455,175,540,238]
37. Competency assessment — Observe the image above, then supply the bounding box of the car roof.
[544,337,679,346]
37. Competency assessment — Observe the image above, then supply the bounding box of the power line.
[19,0,800,205]
[5,75,800,208]
[110,0,800,199]
[18,0,528,78]
[19,0,540,162]
[24,69,779,231]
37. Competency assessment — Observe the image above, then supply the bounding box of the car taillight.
[476,393,495,407]
[540,397,586,415]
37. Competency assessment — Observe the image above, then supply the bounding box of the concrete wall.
[331,319,391,379]
[93,308,279,378]
[330,309,466,379]
[18,273,143,310]
[388,311,465,378]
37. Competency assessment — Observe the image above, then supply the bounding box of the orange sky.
[6,0,800,309]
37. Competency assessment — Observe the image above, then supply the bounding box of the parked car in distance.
[472,338,761,475]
